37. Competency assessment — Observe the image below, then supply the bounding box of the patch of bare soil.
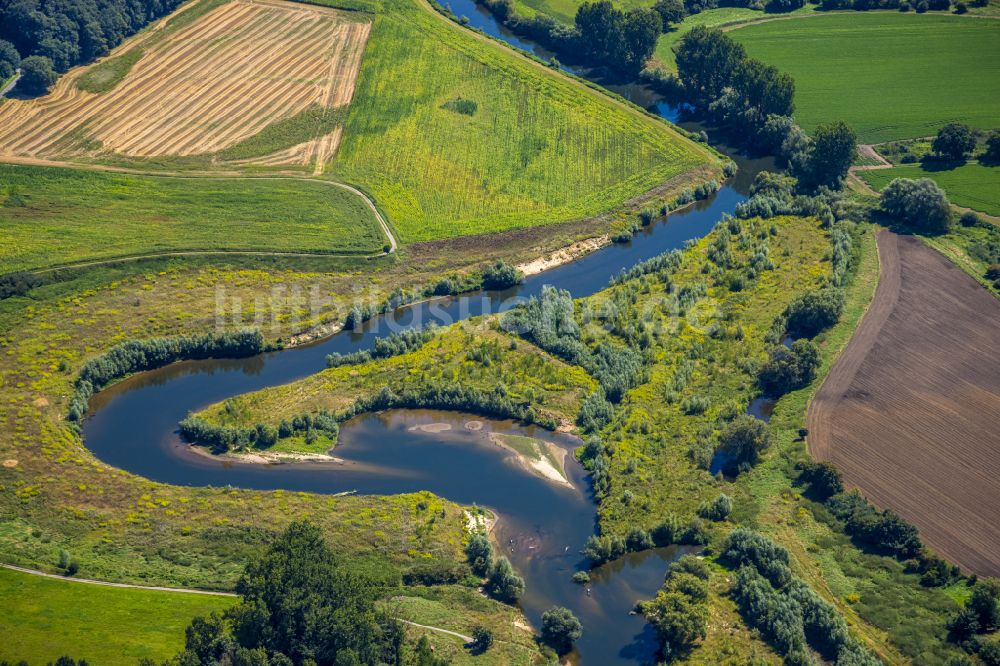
[808,230,1000,575]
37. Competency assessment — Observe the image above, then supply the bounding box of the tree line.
[68,329,265,422]
[1,0,187,94]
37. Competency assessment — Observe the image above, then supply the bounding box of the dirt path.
[399,620,472,643]
[2,562,477,643]
[0,159,398,275]
[807,229,1000,576]
[851,144,893,172]
[0,70,19,97]
[0,562,237,596]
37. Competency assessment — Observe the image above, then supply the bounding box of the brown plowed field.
[0,0,369,164]
[808,230,1000,576]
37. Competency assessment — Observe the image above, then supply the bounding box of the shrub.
[487,556,525,603]
[541,607,583,654]
[717,415,770,471]
[723,529,793,588]
[757,339,820,396]
[984,129,1000,164]
[698,493,733,521]
[482,261,523,290]
[960,211,981,227]
[797,461,844,500]
[784,288,845,338]
[880,178,952,234]
[827,491,922,559]
[471,626,494,653]
[465,532,493,576]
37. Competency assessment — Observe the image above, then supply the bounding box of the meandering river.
[82,9,773,662]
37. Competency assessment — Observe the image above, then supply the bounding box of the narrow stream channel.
[82,10,775,663]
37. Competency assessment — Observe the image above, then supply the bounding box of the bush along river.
[82,15,775,664]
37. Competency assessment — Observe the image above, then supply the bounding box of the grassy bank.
[731,13,1000,143]
[0,164,386,273]
[330,0,719,241]
[860,161,1000,217]
[0,567,235,664]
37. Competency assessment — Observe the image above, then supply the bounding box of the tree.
[757,339,820,396]
[804,121,857,189]
[616,8,662,74]
[18,55,57,96]
[698,493,733,521]
[471,626,494,653]
[718,415,770,470]
[0,39,19,80]
[675,26,747,105]
[880,177,952,234]
[932,122,976,161]
[784,288,845,338]
[983,129,1000,164]
[575,1,624,62]
[487,556,525,603]
[465,532,494,576]
[412,636,448,666]
[652,0,686,28]
[798,461,843,500]
[228,521,402,665]
[540,607,583,654]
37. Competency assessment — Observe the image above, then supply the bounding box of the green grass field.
[731,13,1000,143]
[860,162,1000,216]
[75,47,145,94]
[330,0,717,242]
[0,567,234,665]
[0,164,386,273]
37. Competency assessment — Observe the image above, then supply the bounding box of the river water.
[81,7,774,663]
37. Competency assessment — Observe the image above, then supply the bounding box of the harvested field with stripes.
[808,231,1000,576]
[0,0,370,168]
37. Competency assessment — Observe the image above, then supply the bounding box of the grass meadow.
[731,13,1000,143]
[0,164,386,273]
[0,567,234,665]
[331,0,717,242]
[860,161,1000,217]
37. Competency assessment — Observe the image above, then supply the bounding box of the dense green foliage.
[717,415,770,473]
[0,0,185,76]
[575,0,662,73]
[503,286,646,401]
[757,339,820,396]
[826,492,922,560]
[731,14,1000,143]
[724,530,881,666]
[637,555,710,659]
[167,522,404,666]
[880,177,953,234]
[675,26,794,140]
[932,122,977,161]
[18,54,56,94]
[782,288,845,338]
[327,327,437,368]
[70,330,264,421]
[0,39,20,80]
[540,606,582,654]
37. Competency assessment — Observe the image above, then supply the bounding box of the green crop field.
[0,567,234,665]
[0,164,386,273]
[731,13,1000,143]
[330,0,717,242]
[860,162,1000,217]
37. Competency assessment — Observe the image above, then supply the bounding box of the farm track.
[0,157,398,274]
[808,230,1000,576]
[0,564,475,643]
[0,0,370,166]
